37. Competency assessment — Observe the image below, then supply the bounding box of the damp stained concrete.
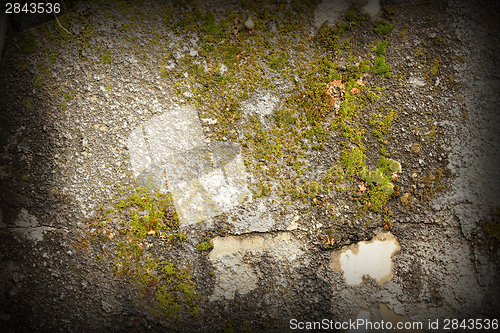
[331,232,401,286]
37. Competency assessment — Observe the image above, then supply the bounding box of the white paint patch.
[348,309,371,333]
[361,0,381,20]
[208,232,303,301]
[331,232,400,285]
[127,106,251,225]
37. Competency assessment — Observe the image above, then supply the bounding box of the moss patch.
[88,187,200,322]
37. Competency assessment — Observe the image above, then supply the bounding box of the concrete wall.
[0,8,7,63]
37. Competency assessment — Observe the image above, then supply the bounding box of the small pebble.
[245,17,254,30]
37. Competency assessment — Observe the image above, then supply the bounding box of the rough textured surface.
[0,0,499,332]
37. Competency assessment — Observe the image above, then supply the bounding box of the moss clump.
[359,157,402,212]
[63,90,75,101]
[345,4,365,26]
[254,182,271,198]
[370,108,397,142]
[269,51,288,71]
[341,147,366,180]
[34,76,43,87]
[89,187,199,322]
[196,241,213,251]
[426,55,441,79]
[116,189,179,237]
[49,53,58,63]
[98,47,113,64]
[323,165,344,185]
[153,261,199,320]
[372,55,391,77]
[374,40,388,55]
[20,34,38,54]
[372,20,393,35]
[308,181,320,198]
[275,109,297,126]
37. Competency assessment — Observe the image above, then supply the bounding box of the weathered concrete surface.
[0,0,499,332]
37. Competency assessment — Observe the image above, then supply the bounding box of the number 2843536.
[5,3,61,14]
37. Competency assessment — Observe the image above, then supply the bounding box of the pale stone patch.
[408,77,426,87]
[242,92,279,118]
[331,232,400,285]
[15,209,39,228]
[127,105,251,225]
[12,209,48,242]
[361,0,381,20]
[313,0,350,27]
[208,232,302,301]
[127,127,152,179]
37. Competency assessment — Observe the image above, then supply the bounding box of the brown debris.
[325,80,346,101]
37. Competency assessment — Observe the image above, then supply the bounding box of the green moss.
[98,47,113,64]
[365,185,393,212]
[254,182,271,198]
[384,6,396,16]
[308,181,320,198]
[372,20,393,35]
[269,51,288,71]
[224,323,235,333]
[20,34,38,54]
[345,4,365,26]
[22,98,34,111]
[61,102,67,111]
[370,108,397,142]
[243,320,254,333]
[63,90,75,101]
[374,40,388,55]
[196,241,213,251]
[372,55,391,77]
[49,53,58,63]
[341,147,366,180]
[275,109,297,126]
[121,23,132,31]
[324,164,344,185]
[34,76,43,87]
[89,185,200,322]
[425,55,441,79]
